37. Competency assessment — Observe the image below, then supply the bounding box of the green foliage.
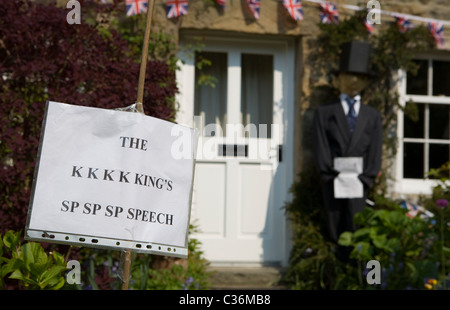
[67,224,211,290]
[282,168,344,290]
[284,172,448,290]
[0,231,67,290]
[423,162,450,289]
[1,1,210,290]
[109,11,179,71]
[339,163,450,290]
[338,206,439,289]
[129,225,211,290]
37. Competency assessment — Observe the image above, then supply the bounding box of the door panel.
[192,162,226,237]
[239,163,273,235]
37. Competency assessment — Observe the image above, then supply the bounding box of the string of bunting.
[124,0,447,47]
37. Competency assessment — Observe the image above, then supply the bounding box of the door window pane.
[406,59,428,95]
[241,54,273,138]
[403,102,424,138]
[194,52,227,136]
[429,104,449,140]
[433,61,450,96]
[403,143,424,178]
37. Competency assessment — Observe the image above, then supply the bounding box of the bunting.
[125,0,147,16]
[282,0,304,21]
[216,0,226,9]
[428,21,445,48]
[395,15,414,33]
[122,0,447,48]
[247,0,261,19]
[364,16,374,34]
[320,1,338,24]
[166,0,188,19]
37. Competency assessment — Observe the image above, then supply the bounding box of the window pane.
[406,59,428,95]
[403,143,424,178]
[194,52,227,136]
[241,54,273,138]
[429,144,449,172]
[433,61,450,96]
[403,102,424,138]
[429,104,449,139]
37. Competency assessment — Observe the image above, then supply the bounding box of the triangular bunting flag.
[125,0,148,17]
[216,0,226,9]
[428,21,445,48]
[364,16,374,33]
[247,0,261,19]
[394,15,414,33]
[282,0,304,21]
[166,0,188,19]
[320,1,338,24]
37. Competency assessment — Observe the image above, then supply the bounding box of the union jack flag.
[247,0,260,19]
[166,0,188,19]
[428,21,445,48]
[216,0,226,9]
[320,1,338,24]
[395,15,414,33]
[400,200,435,223]
[125,0,147,16]
[282,0,303,21]
[364,17,374,33]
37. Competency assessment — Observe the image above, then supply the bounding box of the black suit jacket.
[312,101,383,188]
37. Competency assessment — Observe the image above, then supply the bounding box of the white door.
[176,36,294,266]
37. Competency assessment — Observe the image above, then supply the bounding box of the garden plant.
[0,0,210,290]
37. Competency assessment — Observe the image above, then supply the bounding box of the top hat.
[338,41,375,76]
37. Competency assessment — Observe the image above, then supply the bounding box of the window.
[194,51,274,138]
[241,54,274,138]
[194,51,228,136]
[401,58,450,180]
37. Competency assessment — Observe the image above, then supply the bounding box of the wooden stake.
[121,0,155,290]
[121,249,132,290]
[135,0,156,114]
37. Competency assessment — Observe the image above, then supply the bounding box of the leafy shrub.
[338,167,450,290]
[64,224,211,290]
[284,169,449,290]
[282,168,340,290]
[339,206,439,289]
[0,0,211,290]
[421,162,450,289]
[0,230,67,290]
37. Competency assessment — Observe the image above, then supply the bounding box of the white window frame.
[394,54,450,196]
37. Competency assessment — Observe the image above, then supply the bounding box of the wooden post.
[135,0,156,114]
[121,249,132,290]
[121,0,155,290]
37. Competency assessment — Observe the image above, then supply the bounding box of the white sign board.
[26,101,197,258]
[333,157,363,199]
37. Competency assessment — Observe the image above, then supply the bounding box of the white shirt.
[340,93,361,116]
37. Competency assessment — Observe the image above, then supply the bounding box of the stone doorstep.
[207,266,287,290]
